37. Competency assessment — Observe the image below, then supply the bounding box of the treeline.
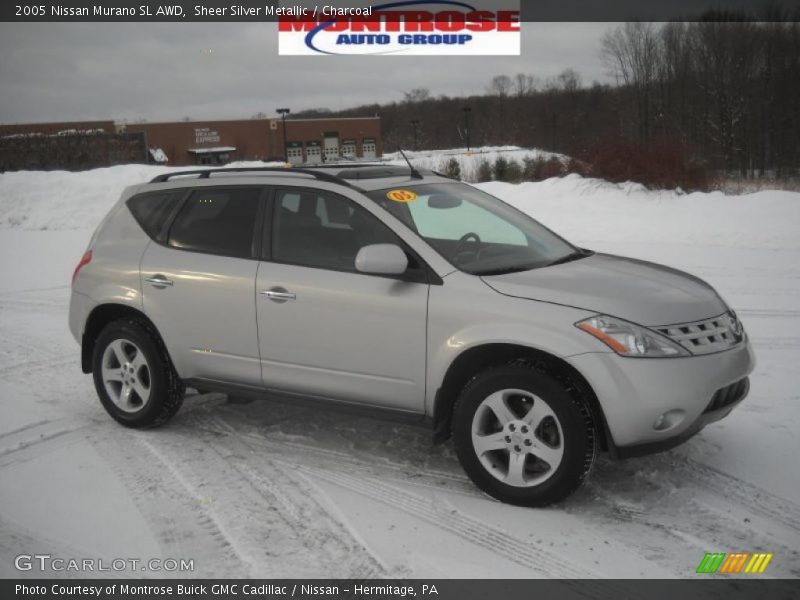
[600,17,800,180]
[295,17,800,189]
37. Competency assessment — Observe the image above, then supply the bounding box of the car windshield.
[365,182,583,275]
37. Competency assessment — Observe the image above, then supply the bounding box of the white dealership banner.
[277,1,521,56]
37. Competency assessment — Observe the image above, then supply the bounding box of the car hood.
[480,253,726,326]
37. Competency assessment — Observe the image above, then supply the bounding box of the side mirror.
[428,194,462,209]
[355,244,408,275]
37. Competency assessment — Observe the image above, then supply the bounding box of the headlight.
[575,315,690,358]
[725,310,744,339]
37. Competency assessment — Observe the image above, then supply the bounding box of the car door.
[256,187,429,413]
[140,185,265,386]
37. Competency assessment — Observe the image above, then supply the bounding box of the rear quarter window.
[127,191,182,240]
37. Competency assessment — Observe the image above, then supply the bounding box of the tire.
[452,363,596,507]
[92,318,184,428]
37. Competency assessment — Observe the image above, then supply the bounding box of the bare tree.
[601,22,660,140]
[513,73,537,97]
[488,75,513,97]
[402,88,431,103]
[557,68,582,91]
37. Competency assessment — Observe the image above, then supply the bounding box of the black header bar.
[2,0,798,23]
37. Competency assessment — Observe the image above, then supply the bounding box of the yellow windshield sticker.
[386,189,418,203]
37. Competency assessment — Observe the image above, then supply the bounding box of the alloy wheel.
[471,388,564,487]
[101,338,151,413]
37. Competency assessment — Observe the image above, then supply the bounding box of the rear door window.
[168,187,261,258]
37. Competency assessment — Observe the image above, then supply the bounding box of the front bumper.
[611,377,749,458]
[568,338,756,454]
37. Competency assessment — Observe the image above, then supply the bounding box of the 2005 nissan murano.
[69,164,755,506]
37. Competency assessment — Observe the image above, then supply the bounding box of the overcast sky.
[0,22,613,124]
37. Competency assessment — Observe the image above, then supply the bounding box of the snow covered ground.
[1,158,799,580]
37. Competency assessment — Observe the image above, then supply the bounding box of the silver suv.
[69,165,755,506]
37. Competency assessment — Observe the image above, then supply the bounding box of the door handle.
[260,287,296,303]
[144,275,174,288]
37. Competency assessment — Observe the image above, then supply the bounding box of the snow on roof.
[188,146,236,154]
[2,128,106,139]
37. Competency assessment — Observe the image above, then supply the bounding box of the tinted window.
[365,182,577,275]
[272,190,399,272]
[128,191,180,240]
[408,195,527,245]
[168,188,260,258]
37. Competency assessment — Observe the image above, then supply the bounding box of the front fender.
[425,272,602,416]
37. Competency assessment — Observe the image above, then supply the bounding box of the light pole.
[276,107,290,163]
[410,119,419,151]
[462,106,472,152]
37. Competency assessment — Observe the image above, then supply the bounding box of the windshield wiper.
[474,264,538,276]
[546,249,593,267]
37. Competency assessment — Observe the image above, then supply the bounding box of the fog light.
[653,409,686,431]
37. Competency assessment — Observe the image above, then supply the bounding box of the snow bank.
[0,161,279,231]
[1,155,798,255]
[480,175,800,251]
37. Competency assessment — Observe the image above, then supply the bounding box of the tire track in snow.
[0,324,73,379]
[0,419,51,439]
[589,486,799,576]
[680,458,800,533]
[94,429,251,578]
[0,357,75,379]
[291,462,629,597]
[583,454,800,578]
[188,411,618,582]
[0,428,80,460]
[184,410,475,496]
[241,431,474,493]
[238,461,387,579]
[0,419,90,467]
[185,414,390,578]
[193,407,800,578]
[0,517,125,579]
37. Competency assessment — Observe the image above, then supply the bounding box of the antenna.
[397,148,423,179]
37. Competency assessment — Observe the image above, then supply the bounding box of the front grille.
[705,377,749,413]
[655,312,743,355]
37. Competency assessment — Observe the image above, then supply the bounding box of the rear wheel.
[92,319,184,427]
[452,364,595,506]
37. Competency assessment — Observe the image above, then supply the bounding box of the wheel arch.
[432,343,611,452]
[81,303,166,374]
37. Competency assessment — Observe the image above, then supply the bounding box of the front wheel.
[452,364,596,506]
[92,318,184,428]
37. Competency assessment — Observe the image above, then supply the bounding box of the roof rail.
[299,162,386,169]
[335,166,429,180]
[148,167,358,188]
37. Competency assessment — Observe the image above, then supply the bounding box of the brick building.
[0,120,146,172]
[0,116,383,170]
[123,116,382,165]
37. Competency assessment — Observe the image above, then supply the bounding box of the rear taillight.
[71,250,92,286]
